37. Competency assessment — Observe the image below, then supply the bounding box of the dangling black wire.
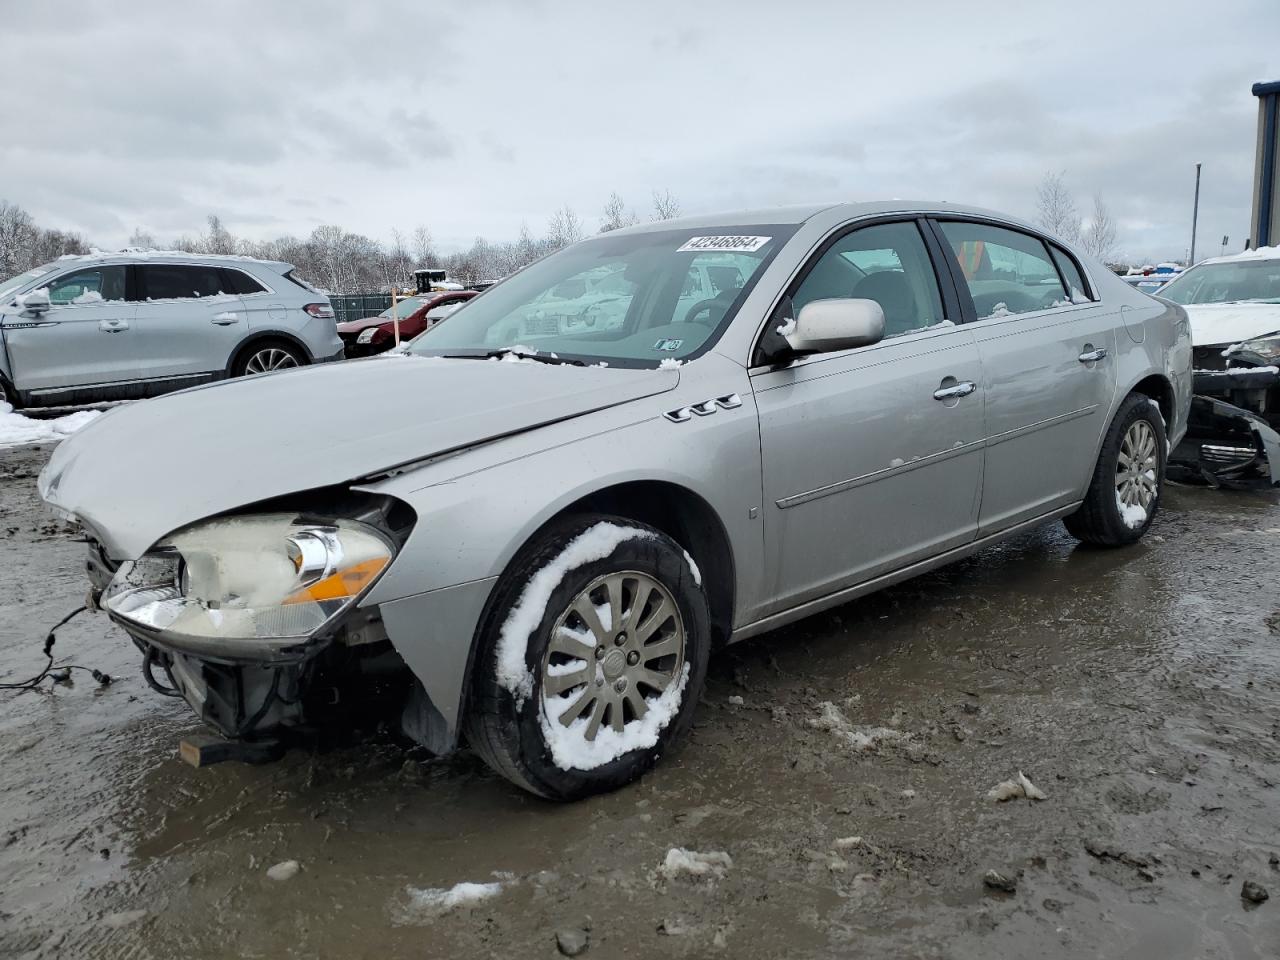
[0,606,111,691]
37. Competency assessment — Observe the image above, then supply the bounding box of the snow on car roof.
[52,249,293,270]
[1200,245,1280,265]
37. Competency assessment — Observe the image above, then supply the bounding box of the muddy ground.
[1,442,1277,960]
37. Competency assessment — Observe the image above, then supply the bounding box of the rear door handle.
[933,380,977,401]
[1078,347,1107,363]
[211,312,239,325]
[98,319,129,333]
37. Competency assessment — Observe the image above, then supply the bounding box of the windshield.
[0,265,55,303]
[1159,259,1280,305]
[409,225,796,366]
[379,296,426,319]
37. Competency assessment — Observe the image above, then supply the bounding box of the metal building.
[1252,80,1280,248]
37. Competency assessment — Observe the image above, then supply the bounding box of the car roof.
[1199,244,1280,266]
[42,250,293,273]
[612,200,1045,235]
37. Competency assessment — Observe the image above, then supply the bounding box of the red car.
[337,290,477,357]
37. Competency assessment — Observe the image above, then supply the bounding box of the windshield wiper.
[440,349,585,366]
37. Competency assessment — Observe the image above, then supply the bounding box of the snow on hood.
[39,356,678,558]
[1185,302,1280,347]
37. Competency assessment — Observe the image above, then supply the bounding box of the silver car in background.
[0,252,342,408]
[39,202,1191,800]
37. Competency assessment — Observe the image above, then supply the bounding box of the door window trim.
[749,214,965,369]
[927,216,1098,327]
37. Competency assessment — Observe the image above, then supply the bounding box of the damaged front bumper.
[1169,394,1280,488]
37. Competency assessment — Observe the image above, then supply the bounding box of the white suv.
[0,252,342,408]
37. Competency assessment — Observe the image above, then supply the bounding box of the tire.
[463,513,710,800]
[232,340,305,377]
[0,378,17,410]
[1063,392,1166,546]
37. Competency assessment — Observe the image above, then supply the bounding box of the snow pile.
[496,522,655,702]
[659,847,732,880]
[681,549,702,586]
[986,771,1048,802]
[776,317,797,337]
[0,402,101,448]
[807,701,905,751]
[396,881,504,921]
[266,859,300,881]
[658,358,684,369]
[542,663,690,771]
[1193,365,1279,376]
[986,303,1013,319]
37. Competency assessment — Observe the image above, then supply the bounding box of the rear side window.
[140,265,230,300]
[219,268,267,295]
[47,265,127,305]
[939,221,1069,319]
[1049,246,1093,302]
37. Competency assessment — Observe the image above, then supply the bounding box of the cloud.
[0,0,1277,261]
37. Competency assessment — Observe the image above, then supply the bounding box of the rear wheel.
[464,514,709,800]
[233,341,305,377]
[1064,392,1166,546]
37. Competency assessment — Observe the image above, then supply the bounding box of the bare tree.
[1034,171,1080,242]
[383,229,414,289]
[651,188,681,221]
[127,227,157,250]
[546,205,584,250]
[1081,194,1117,262]
[0,201,38,276]
[201,215,237,255]
[600,192,639,232]
[411,225,435,266]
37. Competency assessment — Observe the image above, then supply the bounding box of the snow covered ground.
[0,407,102,450]
[0,402,101,449]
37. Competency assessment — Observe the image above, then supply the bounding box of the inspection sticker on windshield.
[677,235,771,253]
[654,338,684,352]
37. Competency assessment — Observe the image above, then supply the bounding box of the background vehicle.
[1159,246,1280,482]
[0,253,340,408]
[337,290,477,357]
[41,202,1190,800]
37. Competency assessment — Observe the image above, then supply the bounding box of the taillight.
[304,303,335,319]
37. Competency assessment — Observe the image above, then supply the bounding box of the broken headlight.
[1236,333,1280,362]
[102,513,393,660]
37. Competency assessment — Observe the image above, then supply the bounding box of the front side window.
[939,221,1069,319]
[410,224,795,366]
[140,265,231,301]
[791,221,946,339]
[1158,259,1280,306]
[47,266,127,305]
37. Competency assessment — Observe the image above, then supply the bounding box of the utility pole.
[1190,162,1202,265]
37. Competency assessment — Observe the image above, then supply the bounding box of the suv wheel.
[234,341,304,377]
[1064,392,1167,546]
[464,513,710,800]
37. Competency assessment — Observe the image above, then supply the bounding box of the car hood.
[336,315,393,334]
[39,355,679,559]
[1185,302,1280,347]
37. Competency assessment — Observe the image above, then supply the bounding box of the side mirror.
[18,289,52,316]
[782,298,885,355]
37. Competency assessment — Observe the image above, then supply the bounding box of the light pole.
[1190,162,1202,265]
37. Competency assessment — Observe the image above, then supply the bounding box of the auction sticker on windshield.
[677,235,771,253]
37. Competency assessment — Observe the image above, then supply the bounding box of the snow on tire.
[464,513,710,800]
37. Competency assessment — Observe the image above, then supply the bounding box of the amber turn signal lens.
[283,557,389,605]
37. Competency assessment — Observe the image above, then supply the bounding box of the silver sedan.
[39,201,1192,799]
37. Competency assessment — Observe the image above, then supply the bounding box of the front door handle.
[1078,347,1107,363]
[933,380,977,401]
[211,312,239,326]
[98,318,129,333]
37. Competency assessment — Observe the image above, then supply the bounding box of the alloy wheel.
[1116,419,1159,512]
[540,571,686,741]
[244,348,298,374]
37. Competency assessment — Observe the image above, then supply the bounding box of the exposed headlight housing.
[1236,333,1280,362]
[103,513,393,661]
[356,327,380,344]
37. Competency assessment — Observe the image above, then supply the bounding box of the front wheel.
[1064,392,1166,546]
[464,514,709,800]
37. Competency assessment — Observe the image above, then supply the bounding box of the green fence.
[328,294,393,324]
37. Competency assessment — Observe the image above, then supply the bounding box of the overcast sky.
[3,1,1278,262]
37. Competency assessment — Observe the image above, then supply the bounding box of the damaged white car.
[1159,246,1280,484]
[39,202,1191,799]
